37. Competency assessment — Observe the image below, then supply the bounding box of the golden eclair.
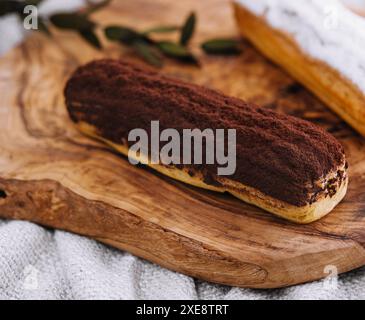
[233,0,365,136]
[64,59,348,223]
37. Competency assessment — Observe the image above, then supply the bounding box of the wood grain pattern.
[0,0,365,288]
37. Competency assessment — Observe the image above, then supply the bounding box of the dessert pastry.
[233,0,365,136]
[65,59,348,223]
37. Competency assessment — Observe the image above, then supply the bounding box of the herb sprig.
[0,0,243,67]
[103,11,199,67]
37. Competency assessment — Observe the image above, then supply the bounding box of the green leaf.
[201,38,242,55]
[79,29,102,49]
[157,41,198,64]
[104,25,140,44]
[180,12,196,46]
[132,40,163,68]
[0,0,22,16]
[143,25,179,35]
[84,0,111,15]
[158,41,190,57]
[104,26,154,46]
[50,13,95,30]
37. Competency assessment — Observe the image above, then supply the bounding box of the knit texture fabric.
[0,220,365,299]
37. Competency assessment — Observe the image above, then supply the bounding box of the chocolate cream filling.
[65,59,347,207]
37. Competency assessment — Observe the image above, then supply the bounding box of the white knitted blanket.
[1,220,365,299]
[1,0,365,300]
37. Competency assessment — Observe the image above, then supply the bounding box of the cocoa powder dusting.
[65,59,346,206]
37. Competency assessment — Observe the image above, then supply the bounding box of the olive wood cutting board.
[1,0,365,288]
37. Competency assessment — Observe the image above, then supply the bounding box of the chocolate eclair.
[64,59,348,223]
